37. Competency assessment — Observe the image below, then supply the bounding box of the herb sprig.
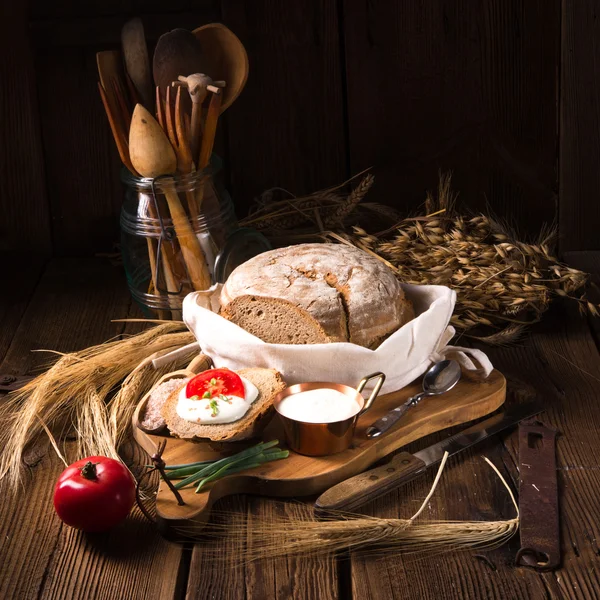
[209,399,219,417]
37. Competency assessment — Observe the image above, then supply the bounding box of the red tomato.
[53,456,136,533]
[186,368,245,399]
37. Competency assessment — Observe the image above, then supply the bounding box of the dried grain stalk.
[340,200,594,342]
[0,322,195,491]
[241,170,381,232]
[244,170,597,343]
[176,455,518,560]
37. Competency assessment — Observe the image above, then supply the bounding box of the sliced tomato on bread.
[186,368,245,399]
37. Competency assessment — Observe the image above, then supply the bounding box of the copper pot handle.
[356,372,386,415]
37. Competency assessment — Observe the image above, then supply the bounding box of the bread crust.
[220,243,413,348]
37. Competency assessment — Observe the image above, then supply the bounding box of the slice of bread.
[220,295,331,345]
[161,368,287,442]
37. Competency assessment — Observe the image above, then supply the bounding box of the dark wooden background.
[2,3,600,599]
[1,0,598,259]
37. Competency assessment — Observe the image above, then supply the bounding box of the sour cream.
[276,388,361,423]
[176,376,259,424]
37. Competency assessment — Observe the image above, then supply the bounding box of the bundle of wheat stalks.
[243,173,597,344]
[180,455,519,559]
[0,322,195,491]
[241,170,398,236]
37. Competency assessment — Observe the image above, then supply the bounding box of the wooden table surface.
[1,254,599,600]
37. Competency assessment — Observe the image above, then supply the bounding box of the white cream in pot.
[277,388,361,423]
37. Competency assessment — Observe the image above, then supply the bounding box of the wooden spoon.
[122,18,154,110]
[153,29,204,156]
[129,104,211,290]
[153,29,204,93]
[192,23,249,113]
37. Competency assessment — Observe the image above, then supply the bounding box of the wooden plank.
[29,0,209,20]
[185,496,248,600]
[244,499,339,600]
[36,48,124,256]
[0,259,183,600]
[564,251,600,283]
[350,299,600,598]
[343,0,559,235]
[221,0,347,217]
[30,8,219,48]
[186,498,339,600]
[0,262,44,365]
[30,0,133,19]
[560,0,600,252]
[563,251,600,348]
[0,2,52,256]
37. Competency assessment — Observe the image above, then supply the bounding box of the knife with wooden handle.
[315,401,544,514]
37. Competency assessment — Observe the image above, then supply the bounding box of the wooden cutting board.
[133,369,506,534]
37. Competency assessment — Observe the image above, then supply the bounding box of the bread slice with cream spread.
[162,368,286,442]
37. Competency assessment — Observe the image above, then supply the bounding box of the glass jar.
[120,169,237,319]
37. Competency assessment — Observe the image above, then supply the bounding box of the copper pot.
[273,372,386,456]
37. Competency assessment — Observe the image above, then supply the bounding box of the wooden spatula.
[97,82,137,176]
[122,18,154,110]
[198,88,223,170]
[97,51,129,130]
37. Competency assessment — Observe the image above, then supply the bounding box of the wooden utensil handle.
[159,245,182,320]
[198,90,222,169]
[314,451,427,513]
[187,354,212,374]
[163,186,212,290]
[97,82,137,175]
[146,237,168,320]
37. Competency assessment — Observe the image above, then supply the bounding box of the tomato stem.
[79,461,99,480]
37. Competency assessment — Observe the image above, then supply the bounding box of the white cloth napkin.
[179,283,493,394]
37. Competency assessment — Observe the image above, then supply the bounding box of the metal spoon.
[365,360,462,439]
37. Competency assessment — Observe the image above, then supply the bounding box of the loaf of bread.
[219,243,414,348]
[162,368,286,442]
